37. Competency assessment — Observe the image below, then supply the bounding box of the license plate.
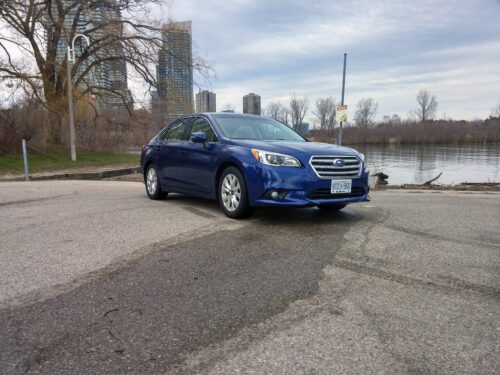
[331,179,352,194]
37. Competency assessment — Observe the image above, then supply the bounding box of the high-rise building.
[156,21,193,123]
[51,1,129,108]
[195,90,216,112]
[243,93,261,115]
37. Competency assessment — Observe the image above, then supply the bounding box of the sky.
[0,0,498,123]
[162,0,500,123]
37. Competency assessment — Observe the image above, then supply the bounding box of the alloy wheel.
[147,167,158,195]
[221,173,241,212]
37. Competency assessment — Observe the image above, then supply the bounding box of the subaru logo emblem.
[334,159,345,167]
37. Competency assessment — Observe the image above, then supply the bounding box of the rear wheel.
[218,167,251,219]
[318,203,346,211]
[145,164,167,200]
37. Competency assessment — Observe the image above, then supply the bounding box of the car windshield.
[212,115,306,142]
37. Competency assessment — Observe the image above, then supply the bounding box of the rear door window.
[160,119,190,142]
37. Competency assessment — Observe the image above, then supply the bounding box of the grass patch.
[0,151,139,175]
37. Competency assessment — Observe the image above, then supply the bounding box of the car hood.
[229,139,361,157]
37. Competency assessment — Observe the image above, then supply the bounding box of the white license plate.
[331,179,352,194]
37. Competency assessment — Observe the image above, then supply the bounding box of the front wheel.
[145,164,167,200]
[218,167,251,219]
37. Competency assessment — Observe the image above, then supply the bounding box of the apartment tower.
[195,90,216,112]
[157,21,194,123]
[243,93,261,115]
[51,1,129,108]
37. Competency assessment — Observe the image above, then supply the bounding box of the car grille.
[308,187,366,199]
[309,155,362,179]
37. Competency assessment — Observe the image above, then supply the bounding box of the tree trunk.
[45,111,63,145]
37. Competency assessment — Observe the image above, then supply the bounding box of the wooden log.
[460,182,499,186]
[424,172,442,185]
[373,172,388,185]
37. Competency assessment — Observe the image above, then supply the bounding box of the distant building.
[195,90,216,112]
[156,21,194,123]
[150,90,159,112]
[243,93,261,115]
[51,2,129,109]
[294,122,310,133]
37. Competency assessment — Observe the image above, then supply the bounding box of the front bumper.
[244,163,370,207]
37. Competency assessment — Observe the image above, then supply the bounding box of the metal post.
[22,139,29,181]
[339,53,347,146]
[67,47,76,161]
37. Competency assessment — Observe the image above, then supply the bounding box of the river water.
[353,143,500,185]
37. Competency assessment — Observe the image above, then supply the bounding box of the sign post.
[336,105,348,123]
[339,53,347,145]
[22,139,29,181]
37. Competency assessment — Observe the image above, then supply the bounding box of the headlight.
[251,149,301,167]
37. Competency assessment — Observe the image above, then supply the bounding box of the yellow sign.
[336,105,348,122]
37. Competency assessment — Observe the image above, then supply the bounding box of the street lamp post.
[67,33,90,161]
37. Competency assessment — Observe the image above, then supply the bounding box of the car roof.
[199,112,263,118]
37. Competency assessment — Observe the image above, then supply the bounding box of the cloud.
[146,0,500,120]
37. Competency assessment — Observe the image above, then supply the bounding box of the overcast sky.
[164,0,500,122]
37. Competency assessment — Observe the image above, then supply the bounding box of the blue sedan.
[140,113,370,218]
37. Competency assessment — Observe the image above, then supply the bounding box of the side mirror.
[191,132,208,143]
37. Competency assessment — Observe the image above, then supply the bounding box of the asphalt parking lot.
[0,180,242,308]
[0,181,499,374]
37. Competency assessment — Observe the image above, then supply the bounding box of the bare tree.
[220,103,235,112]
[265,101,284,120]
[354,97,378,128]
[392,114,402,124]
[490,99,500,119]
[0,96,41,154]
[0,0,213,143]
[313,97,336,130]
[414,89,438,122]
[265,100,290,124]
[280,108,290,125]
[289,93,308,131]
[382,113,402,125]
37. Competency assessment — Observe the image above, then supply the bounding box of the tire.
[318,203,346,211]
[145,164,167,200]
[218,167,251,219]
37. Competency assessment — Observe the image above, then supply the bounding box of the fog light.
[262,189,289,200]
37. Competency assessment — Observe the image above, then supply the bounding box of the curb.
[0,166,141,182]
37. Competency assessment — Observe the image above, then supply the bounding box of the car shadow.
[158,193,363,228]
[253,206,361,223]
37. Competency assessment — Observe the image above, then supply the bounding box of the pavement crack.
[332,259,500,299]
[0,194,69,207]
[435,274,500,297]
[103,308,119,319]
[382,224,500,250]
[108,329,120,341]
[180,206,217,218]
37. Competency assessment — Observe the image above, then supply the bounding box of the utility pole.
[339,53,347,146]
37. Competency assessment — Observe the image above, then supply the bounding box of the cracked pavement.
[0,181,499,374]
